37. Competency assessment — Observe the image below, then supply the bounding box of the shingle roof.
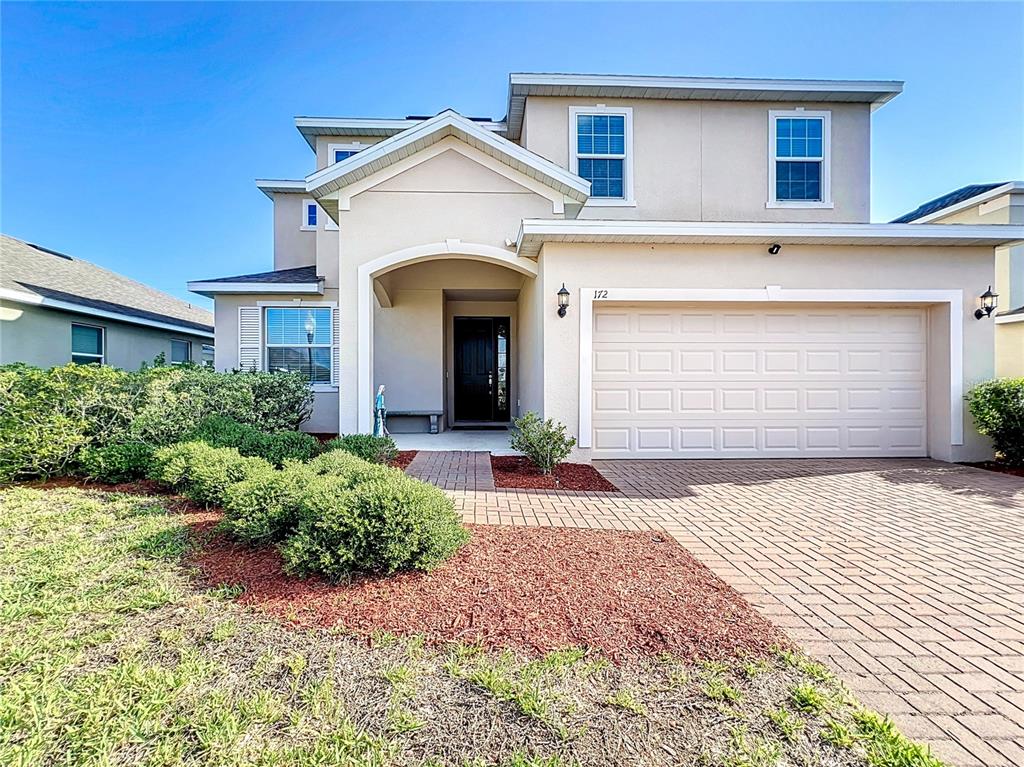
[890,183,1009,223]
[192,265,321,284]
[1,235,213,334]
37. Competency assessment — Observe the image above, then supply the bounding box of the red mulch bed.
[190,520,785,661]
[491,455,619,492]
[961,461,1024,478]
[390,451,417,471]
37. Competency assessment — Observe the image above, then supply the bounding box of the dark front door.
[454,317,510,422]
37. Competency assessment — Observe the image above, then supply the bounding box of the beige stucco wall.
[996,322,1024,377]
[521,97,871,223]
[314,135,385,171]
[271,192,317,271]
[537,242,996,463]
[0,301,210,370]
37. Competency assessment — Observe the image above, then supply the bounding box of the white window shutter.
[331,307,340,385]
[238,307,262,371]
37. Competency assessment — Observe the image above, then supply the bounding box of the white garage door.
[591,305,928,458]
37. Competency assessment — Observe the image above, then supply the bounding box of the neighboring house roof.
[0,234,213,336]
[515,220,1024,258]
[304,109,591,204]
[295,116,507,150]
[891,181,1023,223]
[187,265,324,297]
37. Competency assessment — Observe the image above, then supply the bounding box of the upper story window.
[265,306,332,384]
[170,339,191,365]
[328,142,366,165]
[768,110,832,208]
[71,323,104,365]
[569,106,634,206]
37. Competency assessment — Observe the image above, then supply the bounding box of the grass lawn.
[0,486,946,767]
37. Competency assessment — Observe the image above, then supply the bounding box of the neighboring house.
[1,235,213,370]
[893,182,1024,377]
[189,73,1023,461]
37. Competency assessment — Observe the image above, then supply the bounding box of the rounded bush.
[281,469,469,579]
[187,415,320,467]
[77,442,154,484]
[222,464,313,544]
[322,434,398,464]
[967,378,1024,467]
[150,442,274,506]
[307,449,390,486]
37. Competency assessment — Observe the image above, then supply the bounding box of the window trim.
[169,339,191,365]
[71,322,105,365]
[568,105,635,207]
[261,303,336,390]
[328,141,369,165]
[767,109,833,209]
[301,199,318,231]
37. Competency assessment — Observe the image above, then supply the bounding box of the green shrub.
[0,362,313,482]
[130,366,313,446]
[307,449,391,485]
[222,464,313,544]
[323,434,398,464]
[0,364,144,481]
[509,411,576,475]
[187,415,320,467]
[281,469,469,578]
[150,442,274,505]
[77,442,155,484]
[967,378,1024,466]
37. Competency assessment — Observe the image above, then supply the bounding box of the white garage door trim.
[578,286,964,450]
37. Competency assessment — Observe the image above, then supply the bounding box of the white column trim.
[577,287,964,449]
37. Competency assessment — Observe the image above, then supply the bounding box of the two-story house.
[189,73,1023,462]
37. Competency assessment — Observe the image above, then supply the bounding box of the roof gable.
[305,110,590,207]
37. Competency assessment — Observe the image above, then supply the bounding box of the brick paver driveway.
[410,454,1024,766]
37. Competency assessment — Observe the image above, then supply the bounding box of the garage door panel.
[592,305,927,459]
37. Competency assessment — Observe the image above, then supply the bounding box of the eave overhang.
[295,115,508,151]
[515,220,1024,258]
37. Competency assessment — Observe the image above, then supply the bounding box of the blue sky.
[3,2,1022,308]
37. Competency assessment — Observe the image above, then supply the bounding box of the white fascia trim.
[907,182,1024,223]
[509,73,904,101]
[577,287,964,451]
[295,116,508,150]
[0,287,214,339]
[187,281,323,296]
[305,110,590,202]
[255,179,305,200]
[994,312,1024,325]
[515,219,1024,254]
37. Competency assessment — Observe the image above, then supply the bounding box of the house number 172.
[593,290,609,299]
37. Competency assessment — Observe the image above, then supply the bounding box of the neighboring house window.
[170,339,191,364]
[301,200,318,230]
[768,109,832,207]
[328,142,366,164]
[569,106,633,204]
[201,344,215,367]
[265,306,332,384]
[71,323,104,365]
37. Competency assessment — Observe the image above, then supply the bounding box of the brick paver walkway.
[416,454,1024,767]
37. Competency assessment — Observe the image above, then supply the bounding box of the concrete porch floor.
[391,429,520,454]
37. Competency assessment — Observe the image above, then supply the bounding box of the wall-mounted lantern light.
[767,243,782,255]
[974,286,998,319]
[557,283,570,317]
